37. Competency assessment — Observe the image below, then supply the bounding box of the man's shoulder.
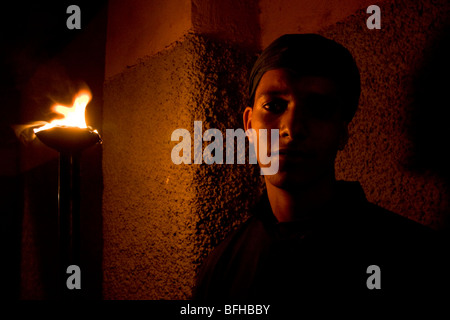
[338,180,436,238]
[360,201,436,239]
[346,200,447,267]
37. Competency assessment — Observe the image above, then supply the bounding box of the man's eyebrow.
[256,89,290,99]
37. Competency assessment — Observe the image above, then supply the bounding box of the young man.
[193,34,446,301]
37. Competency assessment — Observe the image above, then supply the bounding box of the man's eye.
[262,100,287,113]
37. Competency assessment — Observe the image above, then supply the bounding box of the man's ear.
[243,107,254,143]
[243,107,253,132]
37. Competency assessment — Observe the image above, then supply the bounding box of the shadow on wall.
[407,24,450,233]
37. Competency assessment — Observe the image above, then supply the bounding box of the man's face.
[244,69,348,190]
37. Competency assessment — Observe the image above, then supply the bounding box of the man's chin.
[264,170,315,190]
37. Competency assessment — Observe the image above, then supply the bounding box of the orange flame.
[34,90,93,133]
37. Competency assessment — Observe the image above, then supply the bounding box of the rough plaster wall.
[192,0,260,49]
[103,33,259,299]
[105,0,192,79]
[259,0,375,47]
[320,0,450,230]
[103,39,197,299]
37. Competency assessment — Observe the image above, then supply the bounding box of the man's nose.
[279,102,307,140]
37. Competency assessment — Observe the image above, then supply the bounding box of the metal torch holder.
[35,126,101,299]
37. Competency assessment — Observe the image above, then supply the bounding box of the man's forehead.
[255,69,337,98]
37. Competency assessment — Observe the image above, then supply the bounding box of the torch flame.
[34,90,92,133]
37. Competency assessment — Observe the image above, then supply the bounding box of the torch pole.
[34,126,101,300]
[58,151,81,299]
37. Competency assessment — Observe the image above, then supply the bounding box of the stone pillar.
[103,0,260,299]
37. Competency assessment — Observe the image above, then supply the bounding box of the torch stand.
[35,126,101,300]
[58,151,81,299]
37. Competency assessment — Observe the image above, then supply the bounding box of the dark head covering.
[248,34,361,122]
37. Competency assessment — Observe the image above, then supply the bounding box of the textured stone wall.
[105,0,192,79]
[103,34,259,299]
[259,0,375,47]
[103,37,196,299]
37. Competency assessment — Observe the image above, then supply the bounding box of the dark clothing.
[194,181,447,301]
